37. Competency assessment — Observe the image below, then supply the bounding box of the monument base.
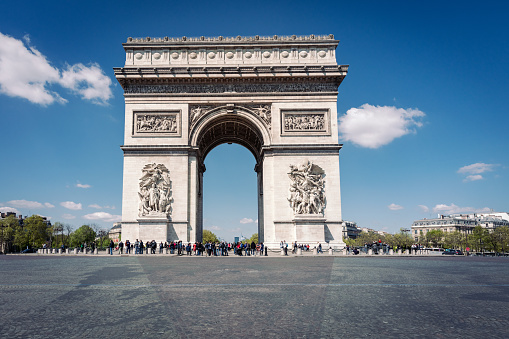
[268,215,345,250]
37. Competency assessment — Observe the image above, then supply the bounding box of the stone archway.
[116,34,348,248]
[190,105,270,243]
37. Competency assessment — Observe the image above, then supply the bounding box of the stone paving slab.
[0,256,508,338]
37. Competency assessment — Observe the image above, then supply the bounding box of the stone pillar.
[342,248,347,255]
[297,248,302,255]
[389,249,394,255]
[367,249,372,255]
[280,249,285,256]
[73,248,77,254]
[312,248,317,255]
[58,249,62,254]
[329,248,333,255]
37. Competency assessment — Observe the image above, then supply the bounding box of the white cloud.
[240,218,255,224]
[60,63,112,105]
[60,201,82,210]
[458,163,497,175]
[388,203,404,210]
[208,226,222,231]
[83,212,121,223]
[418,205,430,213]
[458,163,498,182]
[0,206,20,214]
[464,174,483,182]
[338,104,425,148]
[7,200,44,209]
[0,33,63,105]
[44,202,55,208]
[0,32,112,106]
[76,183,91,189]
[432,203,491,215]
[89,204,115,209]
[61,214,76,220]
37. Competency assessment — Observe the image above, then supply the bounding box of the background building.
[411,212,509,242]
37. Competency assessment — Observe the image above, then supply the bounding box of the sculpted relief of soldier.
[138,163,173,217]
[288,161,325,215]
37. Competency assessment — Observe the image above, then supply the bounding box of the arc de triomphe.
[114,34,348,248]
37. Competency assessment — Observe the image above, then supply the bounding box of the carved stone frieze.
[281,110,329,135]
[288,161,325,215]
[138,163,173,218]
[133,112,180,136]
[125,82,338,94]
[284,113,325,131]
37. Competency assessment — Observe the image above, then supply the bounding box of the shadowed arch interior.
[197,114,265,166]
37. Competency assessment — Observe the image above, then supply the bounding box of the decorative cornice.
[114,65,348,74]
[124,34,337,45]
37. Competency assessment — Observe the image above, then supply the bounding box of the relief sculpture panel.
[288,161,325,215]
[133,111,180,136]
[138,163,173,218]
[281,110,329,135]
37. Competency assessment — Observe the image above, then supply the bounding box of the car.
[20,248,37,253]
[442,249,463,255]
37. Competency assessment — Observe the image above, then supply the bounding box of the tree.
[0,215,19,253]
[21,215,51,249]
[426,230,444,248]
[70,225,96,247]
[243,233,258,244]
[470,226,488,252]
[443,231,463,249]
[492,226,509,253]
[202,229,219,243]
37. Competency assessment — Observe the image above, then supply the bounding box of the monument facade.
[114,34,348,248]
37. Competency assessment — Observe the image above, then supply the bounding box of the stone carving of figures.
[148,183,160,211]
[288,161,325,215]
[251,105,271,125]
[190,106,202,125]
[138,163,172,217]
[136,115,177,133]
[284,114,326,131]
[138,186,150,216]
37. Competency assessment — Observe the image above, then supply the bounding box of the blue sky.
[0,0,507,240]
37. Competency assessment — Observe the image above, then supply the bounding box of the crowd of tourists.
[113,240,267,256]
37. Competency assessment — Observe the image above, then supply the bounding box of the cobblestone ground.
[0,255,508,338]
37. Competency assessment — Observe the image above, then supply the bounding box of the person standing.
[109,240,114,255]
[118,240,124,254]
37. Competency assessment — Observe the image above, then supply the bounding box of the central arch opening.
[193,109,268,244]
[203,143,258,242]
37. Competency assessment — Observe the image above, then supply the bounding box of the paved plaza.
[1,255,508,338]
